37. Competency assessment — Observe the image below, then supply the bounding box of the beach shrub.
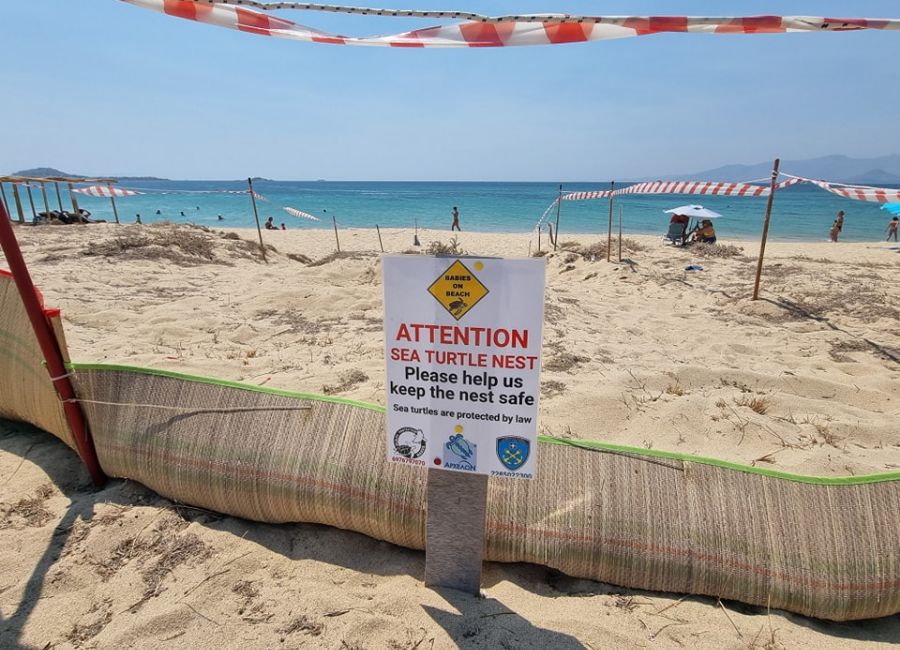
[691,242,744,258]
[81,225,218,265]
[426,237,464,256]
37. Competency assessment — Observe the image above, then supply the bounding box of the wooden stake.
[0,183,9,217]
[11,184,25,223]
[0,200,106,486]
[618,204,623,262]
[537,225,541,253]
[39,182,50,220]
[67,183,81,219]
[376,224,384,252]
[425,469,487,595]
[107,183,120,224]
[553,185,562,251]
[606,181,616,262]
[247,178,267,263]
[752,159,781,301]
[25,183,38,221]
[53,182,63,211]
[332,215,341,252]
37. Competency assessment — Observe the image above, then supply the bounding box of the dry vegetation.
[308,250,378,266]
[323,368,369,394]
[688,242,746,259]
[0,483,55,528]
[426,236,465,256]
[96,514,213,604]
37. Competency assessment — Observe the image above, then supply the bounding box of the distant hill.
[10,167,168,181]
[843,169,900,185]
[664,154,900,184]
[11,167,82,178]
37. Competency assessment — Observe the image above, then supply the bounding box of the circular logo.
[393,427,426,459]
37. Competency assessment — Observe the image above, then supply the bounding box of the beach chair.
[665,221,687,245]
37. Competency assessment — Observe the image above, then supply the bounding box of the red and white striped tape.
[283,206,321,221]
[800,178,900,203]
[120,1,900,48]
[561,190,612,201]
[614,180,769,198]
[72,185,143,197]
[773,177,805,191]
[563,180,770,200]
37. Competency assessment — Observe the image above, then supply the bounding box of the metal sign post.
[383,255,545,594]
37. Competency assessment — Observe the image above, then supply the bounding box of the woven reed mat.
[72,366,900,621]
[0,272,76,450]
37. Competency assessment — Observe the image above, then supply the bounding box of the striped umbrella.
[283,207,321,221]
[72,186,143,197]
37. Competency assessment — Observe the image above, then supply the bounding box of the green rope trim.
[66,362,900,486]
[65,362,383,413]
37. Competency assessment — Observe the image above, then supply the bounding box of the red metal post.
[0,201,106,485]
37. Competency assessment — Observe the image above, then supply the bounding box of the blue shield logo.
[496,436,530,471]
[444,433,477,471]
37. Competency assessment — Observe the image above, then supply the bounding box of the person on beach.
[690,219,717,244]
[830,210,845,242]
[887,216,899,242]
[451,206,460,232]
[265,217,277,230]
[135,214,142,224]
[280,223,286,230]
[156,209,161,215]
[217,215,224,221]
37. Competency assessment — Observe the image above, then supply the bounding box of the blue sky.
[2,1,899,180]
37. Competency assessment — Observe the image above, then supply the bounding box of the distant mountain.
[10,167,168,181]
[843,169,900,184]
[664,155,900,184]
[11,167,81,178]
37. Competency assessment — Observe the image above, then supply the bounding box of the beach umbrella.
[880,203,900,216]
[71,185,143,197]
[663,205,722,219]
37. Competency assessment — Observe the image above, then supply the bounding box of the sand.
[1,222,898,648]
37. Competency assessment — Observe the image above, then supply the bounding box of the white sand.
[1,222,898,648]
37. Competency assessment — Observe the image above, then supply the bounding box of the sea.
[58,180,900,242]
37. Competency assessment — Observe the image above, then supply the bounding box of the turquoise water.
[44,180,900,242]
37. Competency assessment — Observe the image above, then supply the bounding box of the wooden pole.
[107,183,120,224]
[39,182,50,219]
[606,181,615,262]
[12,184,25,223]
[53,182,63,211]
[332,215,341,252]
[537,225,541,253]
[553,185,562,251]
[247,178,267,263]
[618,204,623,262]
[425,469,488,595]
[67,182,81,218]
[375,224,384,253]
[752,159,781,301]
[0,200,106,486]
[0,182,10,218]
[25,184,38,221]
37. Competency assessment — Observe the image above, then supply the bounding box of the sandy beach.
[1,222,898,649]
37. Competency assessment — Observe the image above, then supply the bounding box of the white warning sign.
[383,255,545,478]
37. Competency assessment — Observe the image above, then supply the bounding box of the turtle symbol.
[448,299,467,316]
